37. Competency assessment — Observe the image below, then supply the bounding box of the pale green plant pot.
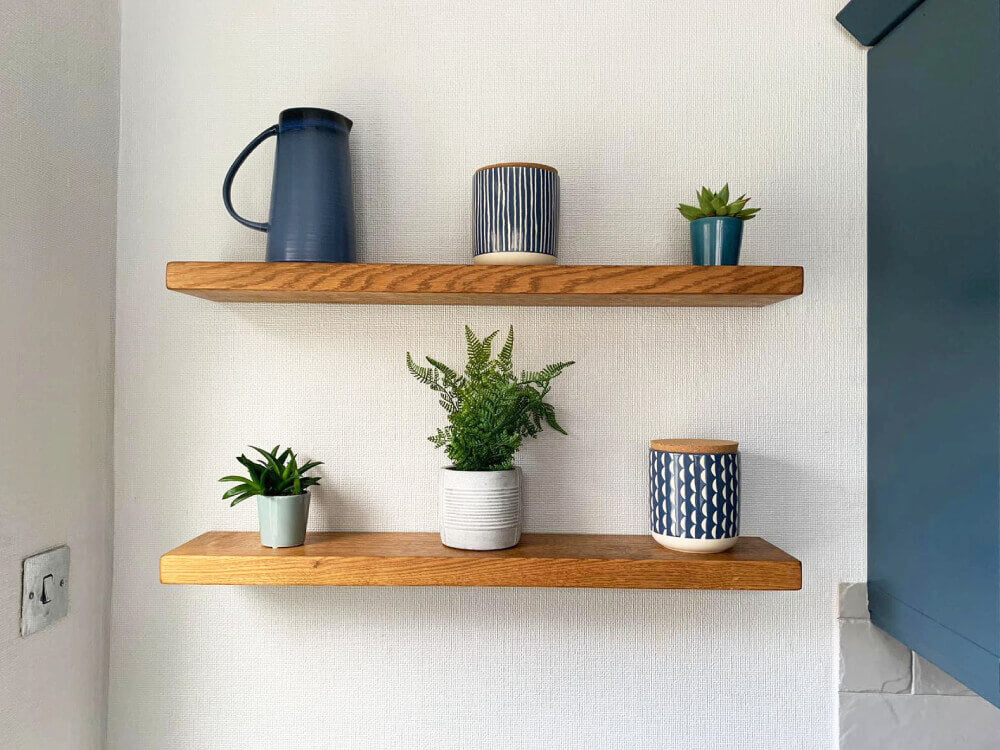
[257,493,310,548]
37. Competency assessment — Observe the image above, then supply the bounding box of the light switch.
[21,545,69,637]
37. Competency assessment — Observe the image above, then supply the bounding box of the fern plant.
[678,184,760,221]
[407,326,574,472]
[219,445,323,506]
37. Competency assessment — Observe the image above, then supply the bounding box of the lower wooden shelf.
[160,532,802,590]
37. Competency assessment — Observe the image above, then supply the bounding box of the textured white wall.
[0,1,118,747]
[109,1,865,748]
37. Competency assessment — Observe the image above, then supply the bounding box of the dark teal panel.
[870,587,1000,704]
[837,0,927,46]
[867,0,1000,705]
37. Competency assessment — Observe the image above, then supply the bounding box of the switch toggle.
[40,574,53,605]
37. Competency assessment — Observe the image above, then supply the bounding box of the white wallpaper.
[109,1,865,748]
[0,0,118,747]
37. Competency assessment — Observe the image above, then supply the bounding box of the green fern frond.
[406,352,437,386]
[429,428,451,448]
[464,325,483,365]
[407,326,573,471]
[520,361,575,385]
[498,326,515,374]
[465,327,501,381]
[425,357,456,381]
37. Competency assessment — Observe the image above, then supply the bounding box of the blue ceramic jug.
[223,107,356,263]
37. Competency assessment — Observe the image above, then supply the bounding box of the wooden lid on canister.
[474,162,558,174]
[649,439,738,454]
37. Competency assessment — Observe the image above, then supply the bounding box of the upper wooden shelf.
[160,532,802,590]
[165,262,803,307]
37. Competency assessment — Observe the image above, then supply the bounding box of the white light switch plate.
[21,545,70,637]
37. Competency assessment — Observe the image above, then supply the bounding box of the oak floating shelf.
[165,262,803,307]
[160,532,802,590]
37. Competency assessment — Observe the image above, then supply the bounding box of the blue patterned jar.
[473,162,559,265]
[649,439,740,553]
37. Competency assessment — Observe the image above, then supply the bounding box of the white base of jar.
[651,532,738,554]
[473,252,557,266]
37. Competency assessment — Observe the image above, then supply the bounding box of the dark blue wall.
[866,0,1000,705]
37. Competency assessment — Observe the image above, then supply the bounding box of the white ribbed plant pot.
[438,467,521,550]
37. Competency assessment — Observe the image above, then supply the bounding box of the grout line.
[905,649,914,693]
[840,692,886,699]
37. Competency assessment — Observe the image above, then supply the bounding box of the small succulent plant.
[220,445,323,506]
[678,184,760,221]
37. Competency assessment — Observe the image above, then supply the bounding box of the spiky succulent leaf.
[223,484,256,500]
[220,445,323,505]
[236,454,261,478]
[697,187,714,213]
[728,197,749,214]
[289,452,300,494]
[678,204,704,220]
[677,185,761,222]
[250,445,283,478]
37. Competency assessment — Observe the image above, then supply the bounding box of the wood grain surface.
[165,262,804,307]
[474,161,558,173]
[160,532,802,590]
[649,439,739,454]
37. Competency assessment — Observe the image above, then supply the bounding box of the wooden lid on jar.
[649,439,738,454]
[474,162,559,174]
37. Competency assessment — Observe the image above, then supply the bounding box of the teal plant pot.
[257,493,310,548]
[691,216,744,265]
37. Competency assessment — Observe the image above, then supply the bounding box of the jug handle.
[222,124,278,232]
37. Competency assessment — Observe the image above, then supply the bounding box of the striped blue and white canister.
[473,162,559,265]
